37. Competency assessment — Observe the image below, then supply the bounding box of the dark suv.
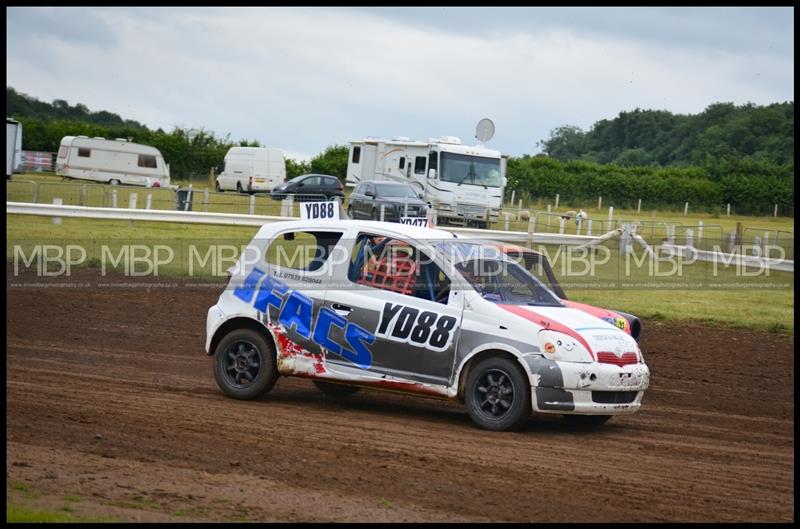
[347,181,428,221]
[270,174,344,201]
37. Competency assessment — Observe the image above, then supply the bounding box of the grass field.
[7,214,793,333]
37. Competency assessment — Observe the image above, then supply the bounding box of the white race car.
[205,220,650,431]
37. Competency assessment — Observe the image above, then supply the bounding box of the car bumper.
[527,357,650,415]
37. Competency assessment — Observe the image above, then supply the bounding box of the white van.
[7,118,23,179]
[55,136,170,187]
[215,147,286,193]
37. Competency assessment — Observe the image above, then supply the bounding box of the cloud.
[6,7,794,157]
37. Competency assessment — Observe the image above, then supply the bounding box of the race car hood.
[498,304,638,360]
[560,300,630,335]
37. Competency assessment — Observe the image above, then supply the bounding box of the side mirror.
[365,190,375,198]
[428,168,437,179]
[418,192,424,199]
[297,182,304,187]
[501,176,507,187]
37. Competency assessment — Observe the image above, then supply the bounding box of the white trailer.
[7,118,23,179]
[346,135,506,227]
[55,136,170,187]
[215,146,286,193]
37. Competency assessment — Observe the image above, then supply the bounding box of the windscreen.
[439,152,502,188]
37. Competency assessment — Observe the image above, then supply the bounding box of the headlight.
[539,329,593,363]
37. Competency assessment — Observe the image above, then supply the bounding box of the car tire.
[216,181,223,192]
[464,356,531,431]
[562,414,612,428]
[236,181,243,193]
[313,380,361,398]
[109,179,120,186]
[213,328,278,400]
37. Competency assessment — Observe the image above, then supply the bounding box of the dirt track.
[6,268,794,522]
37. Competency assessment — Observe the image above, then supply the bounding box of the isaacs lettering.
[233,268,374,369]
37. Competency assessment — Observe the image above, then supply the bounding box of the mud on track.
[6,268,794,522]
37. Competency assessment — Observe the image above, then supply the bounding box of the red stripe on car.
[498,305,595,360]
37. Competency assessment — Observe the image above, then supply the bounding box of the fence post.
[728,231,736,253]
[129,192,137,209]
[607,206,614,224]
[774,204,778,218]
[752,236,762,257]
[204,188,209,212]
[52,198,62,225]
[527,216,535,249]
[546,204,551,227]
[186,184,193,212]
[735,222,743,247]
[685,228,694,248]
[146,191,153,210]
[727,203,731,217]
[111,190,118,208]
[597,196,602,210]
[763,232,769,254]
[209,167,215,189]
[80,184,87,207]
[248,194,255,215]
[510,189,515,206]
[380,204,386,222]
[503,215,510,231]
[558,217,565,234]
[684,202,689,215]
[637,198,641,214]
[697,220,703,243]
[555,194,560,209]
[517,199,522,220]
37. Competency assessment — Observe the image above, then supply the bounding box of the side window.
[78,148,91,158]
[414,156,426,174]
[428,152,438,171]
[398,157,405,170]
[349,233,451,304]
[138,154,157,168]
[324,177,338,187]
[266,230,343,272]
[351,146,361,164]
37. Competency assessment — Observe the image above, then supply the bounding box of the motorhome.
[55,136,170,187]
[215,147,286,193]
[7,118,22,178]
[346,136,506,227]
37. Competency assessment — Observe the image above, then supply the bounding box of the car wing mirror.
[428,168,437,179]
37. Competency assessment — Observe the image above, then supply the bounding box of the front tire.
[213,328,278,400]
[216,181,223,192]
[109,179,120,186]
[465,357,530,431]
[236,181,243,194]
[313,380,361,398]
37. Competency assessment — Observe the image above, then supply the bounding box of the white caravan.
[215,147,286,193]
[7,118,23,178]
[56,136,170,187]
[346,136,506,227]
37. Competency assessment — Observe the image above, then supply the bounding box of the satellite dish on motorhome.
[475,118,495,143]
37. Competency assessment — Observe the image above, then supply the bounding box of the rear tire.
[213,328,278,400]
[216,181,223,192]
[109,179,120,186]
[464,356,530,431]
[313,380,361,398]
[562,415,612,428]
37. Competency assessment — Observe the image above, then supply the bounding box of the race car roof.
[253,219,459,241]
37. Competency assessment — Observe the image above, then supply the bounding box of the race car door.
[321,232,464,387]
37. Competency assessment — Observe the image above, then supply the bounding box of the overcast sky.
[6,6,794,160]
